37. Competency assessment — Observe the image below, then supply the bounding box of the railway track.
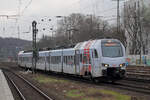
[125,77,150,83]
[38,70,150,95]
[2,64,150,98]
[113,80,150,94]
[41,71,150,95]
[126,66,150,80]
[24,68,150,96]
[3,68,53,100]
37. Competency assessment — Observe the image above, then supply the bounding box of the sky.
[0,0,127,41]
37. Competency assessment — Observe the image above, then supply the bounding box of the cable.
[18,0,22,16]
[20,0,33,16]
[103,18,116,21]
[78,0,125,19]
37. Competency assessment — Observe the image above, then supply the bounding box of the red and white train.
[18,39,126,81]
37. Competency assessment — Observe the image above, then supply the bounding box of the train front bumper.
[102,67,126,79]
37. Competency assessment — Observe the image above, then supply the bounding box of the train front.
[100,40,126,81]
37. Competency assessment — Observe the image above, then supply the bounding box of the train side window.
[75,55,79,65]
[51,56,53,64]
[55,56,57,64]
[63,56,65,63]
[19,57,21,62]
[23,57,25,62]
[29,57,31,63]
[65,56,67,64]
[58,56,61,63]
[24,57,25,62]
[72,56,74,64]
[25,57,27,62]
[80,54,82,62]
[55,56,57,63]
[23,57,25,61]
[94,49,98,58]
[68,56,70,65]
[66,56,68,65]
[27,57,29,62]
[43,57,45,63]
[46,57,50,64]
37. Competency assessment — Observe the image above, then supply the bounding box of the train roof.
[18,39,121,55]
[74,39,120,49]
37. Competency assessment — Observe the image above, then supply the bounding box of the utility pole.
[137,1,142,64]
[112,0,123,33]
[17,26,20,39]
[32,21,38,74]
[117,0,120,34]
[124,3,126,31]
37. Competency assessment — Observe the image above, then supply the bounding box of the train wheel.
[25,65,27,71]
[109,80,115,84]
[90,76,99,83]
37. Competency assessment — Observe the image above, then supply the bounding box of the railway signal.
[32,21,38,74]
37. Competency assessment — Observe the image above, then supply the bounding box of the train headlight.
[102,63,109,67]
[120,64,123,67]
[119,63,125,67]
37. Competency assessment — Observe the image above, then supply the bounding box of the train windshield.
[101,42,123,57]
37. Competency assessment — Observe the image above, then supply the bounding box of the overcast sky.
[0,0,126,40]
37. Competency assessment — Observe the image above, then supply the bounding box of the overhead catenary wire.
[79,0,124,14]
[55,0,125,23]
[20,0,33,16]
[1,0,129,40]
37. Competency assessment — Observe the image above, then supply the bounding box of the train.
[18,39,126,82]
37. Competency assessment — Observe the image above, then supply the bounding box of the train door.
[45,52,50,71]
[49,52,51,71]
[80,48,92,76]
[44,55,47,71]
[75,50,80,75]
[92,49,101,77]
[61,50,63,73]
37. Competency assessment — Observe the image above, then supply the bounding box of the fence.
[126,55,150,66]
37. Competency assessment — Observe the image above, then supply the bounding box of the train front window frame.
[101,42,123,58]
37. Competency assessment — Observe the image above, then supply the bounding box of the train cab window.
[94,49,98,58]
[101,42,123,57]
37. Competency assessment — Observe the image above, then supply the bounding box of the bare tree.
[124,2,142,55]
[124,1,150,55]
[37,13,127,49]
[56,13,109,45]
